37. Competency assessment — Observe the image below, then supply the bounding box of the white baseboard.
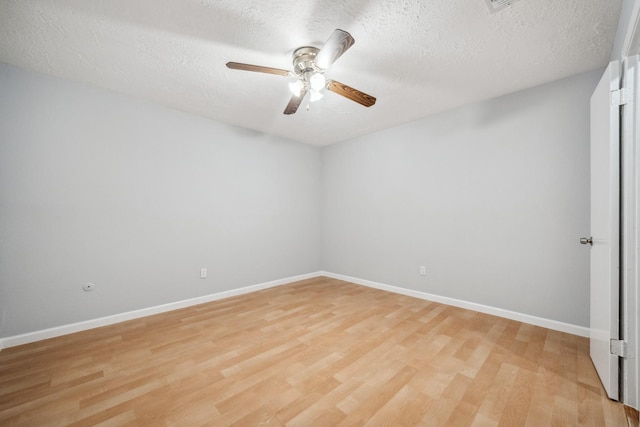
[319,271,589,337]
[0,272,323,350]
[0,270,589,350]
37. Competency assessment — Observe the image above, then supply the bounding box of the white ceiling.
[0,0,623,146]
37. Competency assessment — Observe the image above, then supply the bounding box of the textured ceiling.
[0,0,624,145]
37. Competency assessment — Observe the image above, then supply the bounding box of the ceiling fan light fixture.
[309,73,326,91]
[289,80,304,97]
[310,89,323,102]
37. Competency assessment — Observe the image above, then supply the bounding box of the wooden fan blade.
[284,88,308,115]
[326,80,376,107]
[314,29,355,70]
[226,62,291,76]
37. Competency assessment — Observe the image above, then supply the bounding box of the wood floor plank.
[0,276,630,426]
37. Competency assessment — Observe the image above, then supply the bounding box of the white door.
[589,61,621,401]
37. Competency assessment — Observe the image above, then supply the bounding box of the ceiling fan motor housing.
[292,47,322,76]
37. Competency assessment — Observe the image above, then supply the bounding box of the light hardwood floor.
[0,276,633,426]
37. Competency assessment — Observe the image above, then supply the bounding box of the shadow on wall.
[390,70,602,142]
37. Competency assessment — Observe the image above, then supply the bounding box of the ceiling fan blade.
[326,80,376,107]
[284,88,308,115]
[314,29,355,71]
[226,62,291,77]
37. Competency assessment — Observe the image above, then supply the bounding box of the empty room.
[1,0,640,425]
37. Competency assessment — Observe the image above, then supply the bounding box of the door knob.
[580,237,593,246]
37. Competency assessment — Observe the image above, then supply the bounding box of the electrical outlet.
[419,266,426,276]
[200,268,207,279]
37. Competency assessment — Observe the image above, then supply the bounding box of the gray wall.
[1,61,602,338]
[0,63,321,338]
[321,69,601,327]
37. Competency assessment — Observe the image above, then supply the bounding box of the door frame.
[620,53,639,410]
[614,0,640,410]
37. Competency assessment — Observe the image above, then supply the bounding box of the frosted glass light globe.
[309,73,326,91]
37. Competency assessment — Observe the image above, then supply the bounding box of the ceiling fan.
[226,29,376,115]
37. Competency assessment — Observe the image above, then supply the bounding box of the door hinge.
[610,339,628,357]
[611,88,631,106]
